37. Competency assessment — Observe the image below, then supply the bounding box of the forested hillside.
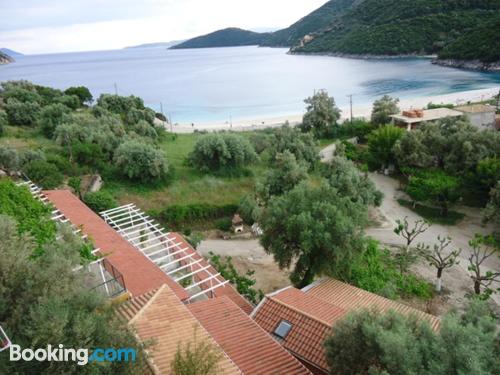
[289,0,500,63]
[171,28,270,49]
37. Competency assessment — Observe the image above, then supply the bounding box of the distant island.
[0,51,14,65]
[125,40,185,49]
[174,0,500,72]
[170,28,271,49]
[0,48,23,57]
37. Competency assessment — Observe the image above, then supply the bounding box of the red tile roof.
[305,278,441,330]
[252,280,441,372]
[188,296,312,375]
[43,190,188,299]
[124,285,241,374]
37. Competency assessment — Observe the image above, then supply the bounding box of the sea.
[0,46,499,124]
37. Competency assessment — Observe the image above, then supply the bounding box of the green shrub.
[24,160,63,189]
[56,94,80,110]
[0,146,19,171]
[215,217,232,232]
[0,111,7,136]
[114,140,169,182]
[73,142,105,167]
[156,203,238,228]
[83,191,117,213]
[4,98,41,126]
[64,86,93,106]
[38,103,71,138]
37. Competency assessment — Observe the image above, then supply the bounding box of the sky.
[0,0,328,55]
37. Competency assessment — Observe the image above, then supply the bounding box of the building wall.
[464,112,496,128]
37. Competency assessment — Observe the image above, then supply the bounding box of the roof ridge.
[267,294,335,328]
[129,285,166,325]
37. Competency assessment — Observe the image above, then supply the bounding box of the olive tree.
[188,133,257,172]
[4,98,41,126]
[371,95,400,125]
[393,217,431,273]
[483,181,500,226]
[259,181,367,287]
[0,111,7,137]
[268,125,318,168]
[114,140,169,182]
[39,103,71,138]
[467,234,500,298]
[300,90,341,137]
[64,86,93,106]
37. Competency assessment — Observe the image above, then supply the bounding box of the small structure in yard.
[455,104,496,129]
[232,214,244,234]
[391,108,463,131]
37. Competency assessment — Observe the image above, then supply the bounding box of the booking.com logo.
[1,326,135,366]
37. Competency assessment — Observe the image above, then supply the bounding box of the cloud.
[0,0,328,54]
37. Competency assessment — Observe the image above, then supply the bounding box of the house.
[251,278,440,375]
[42,188,310,374]
[455,104,496,129]
[391,108,463,131]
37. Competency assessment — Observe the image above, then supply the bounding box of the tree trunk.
[474,280,481,295]
[436,268,443,292]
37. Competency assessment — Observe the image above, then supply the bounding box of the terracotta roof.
[125,285,241,374]
[188,296,311,375]
[305,278,440,330]
[43,190,188,299]
[252,279,441,372]
[169,232,254,314]
[252,288,344,371]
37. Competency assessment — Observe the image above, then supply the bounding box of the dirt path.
[366,172,500,311]
[197,239,291,294]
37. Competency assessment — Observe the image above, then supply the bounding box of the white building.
[455,104,496,129]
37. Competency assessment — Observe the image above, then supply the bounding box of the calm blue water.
[0,46,499,123]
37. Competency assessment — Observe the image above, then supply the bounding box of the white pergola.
[16,179,122,298]
[100,204,229,302]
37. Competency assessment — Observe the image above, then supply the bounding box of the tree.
[371,95,400,125]
[24,160,63,189]
[64,86,93,106]
[483,181,500,225]
[300,90,341,137]
[467,234,500,298]
[38,103,71,138]
[268,125,318,168]
[4,98,41,126]
[418,235,461,292]
[406,170,460,216]
[171,329,221,375]
[259,181,367,287]
[393,129,434,169]
[324,301,499,375]
[188,133,257,172]
[257,151,308,201]
[114,140,169,182]
[476,157,500,192]
[56,94,80,110]
[0,215,147,374]
[83,191,117,213]
[323,154,383,206]
[393,217,431,273]
[367,125,404,170]
[0,146,19,172]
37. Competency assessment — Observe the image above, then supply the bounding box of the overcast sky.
[0,0,328,55]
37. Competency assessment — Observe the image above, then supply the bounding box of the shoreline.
[168,87,499,133]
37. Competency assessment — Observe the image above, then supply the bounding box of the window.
[274,320,292,339]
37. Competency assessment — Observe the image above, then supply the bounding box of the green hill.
[287,0,500,63]
[171,28,270,49]
[260,0,359,47]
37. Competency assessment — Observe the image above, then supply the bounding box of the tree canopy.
[367,125,404,169]
[300,90,341,137]
[371,95,400,125]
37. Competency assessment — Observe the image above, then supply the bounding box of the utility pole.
[114,83,118,95]
[347,94,353,124]
[496,89,500,111]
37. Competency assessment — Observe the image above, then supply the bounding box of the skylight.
[274,320,292,339]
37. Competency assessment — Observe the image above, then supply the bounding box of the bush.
[73,142,105,167]
[38,103,71,138]
[156,203,238,228]
[56,94,80,110]
[0,111,7,136]
[215,217,232,232]
[64,86,93,106]
[4,98,41,126]
[83,191,117,213]
[113,140,169,182]
[0,146,19,172]
[24,160,63,189]
[188,133,257,173]
[96,94,145,115]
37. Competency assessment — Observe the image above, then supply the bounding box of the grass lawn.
[102,133,265,211]
[397,199,465,225]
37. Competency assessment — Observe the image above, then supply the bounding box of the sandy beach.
[168,87,499,133]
